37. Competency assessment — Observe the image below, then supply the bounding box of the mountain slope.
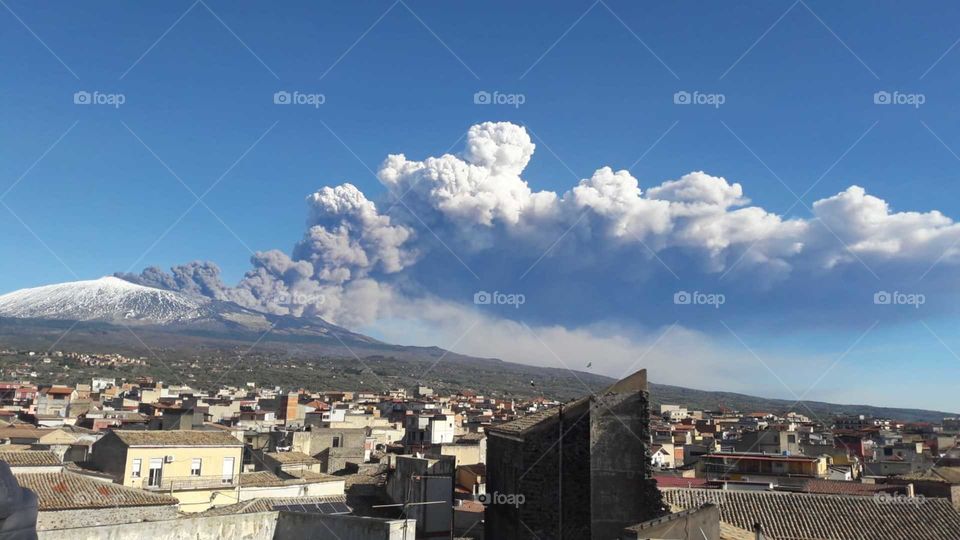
[0,278,953,422]
[0,277,210,323]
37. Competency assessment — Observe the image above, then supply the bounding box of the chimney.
[907,483,915,498]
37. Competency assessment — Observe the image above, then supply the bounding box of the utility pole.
[558,402,563,539]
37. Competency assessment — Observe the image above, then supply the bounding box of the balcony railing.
[140,474,236,491]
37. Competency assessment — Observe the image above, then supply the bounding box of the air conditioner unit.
[164,455,174,463]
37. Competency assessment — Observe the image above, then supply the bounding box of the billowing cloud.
[120,121,960,334]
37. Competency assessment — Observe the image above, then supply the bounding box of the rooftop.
[238,471,287,487]
[897,466,960,484]
[487,369,647,436]
[14,471,178,510]
[663,487,960,539]
[108,430,243,447]
[284,469,342,483]
[199,495,348,516]
[265,451,321,465]
[703,452,821,462]
[796,479,903,496]
[486,398,588,435]
[0,450,61,467]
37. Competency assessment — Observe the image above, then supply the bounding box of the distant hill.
[646,382,955,425]
[0,278,953,423]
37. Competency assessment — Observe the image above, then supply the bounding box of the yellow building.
[91,430,244,512]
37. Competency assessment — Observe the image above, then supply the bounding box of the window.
[190,458,202,476]
[131,458,142,479]
[222,456,235,484]
[148,458,163,487]
[332,436,341,448]
[787,434,797,444]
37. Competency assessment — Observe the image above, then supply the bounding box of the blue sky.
[2,1,960,411]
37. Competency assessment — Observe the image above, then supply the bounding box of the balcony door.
[148,458,163,487]
[222,456,235,484]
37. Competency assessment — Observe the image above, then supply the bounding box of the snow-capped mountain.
[0,276,391,351]
[0,276,211,323]
[0,276,485,363]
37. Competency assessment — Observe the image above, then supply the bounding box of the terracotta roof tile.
[109,430,242,447]
[664,487,960,539]
[238,471,286,487]
[265,451,321,465]
[0,450,61,467]
[798,479,901,496]
[14,471,178,510]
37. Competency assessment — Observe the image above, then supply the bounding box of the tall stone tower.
[485,369,667,539]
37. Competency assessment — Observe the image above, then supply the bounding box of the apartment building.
[90,430,244,512]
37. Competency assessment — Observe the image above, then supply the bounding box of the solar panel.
[273,502,351,515]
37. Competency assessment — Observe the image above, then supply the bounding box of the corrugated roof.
[14,471,178,510]
[199,495,348,516]
[664,487,960,539]
[109,430,243,447]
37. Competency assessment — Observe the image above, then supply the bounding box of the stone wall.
[486,398,593,540]
[37,506,178,531]
[591,389,667,538]
[486,370,665,540]
[318,447,365,474]
[275,512,415,540]
[37,512,277,540]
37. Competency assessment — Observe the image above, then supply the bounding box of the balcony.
[140,474,236,491]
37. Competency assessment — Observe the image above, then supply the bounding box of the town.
[0,356,958,539]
